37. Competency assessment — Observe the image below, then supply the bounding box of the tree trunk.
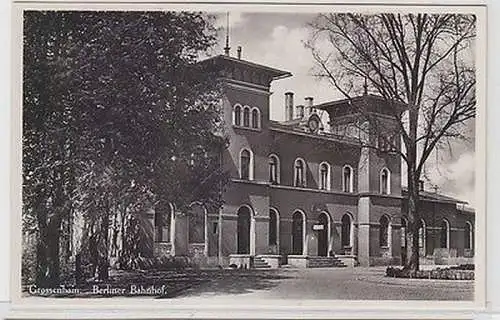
[97,204,110,281]
[35,225,48,287]
[404,167,420,272]
[46,221,61,285]
[36,216,62,286]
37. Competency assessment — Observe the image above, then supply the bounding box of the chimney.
[296,105,305,119]
[419,180,424,192]
[304,97,314,117]
[285,92,294,121]
[237,46,242,59]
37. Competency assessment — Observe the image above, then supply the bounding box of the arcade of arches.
[151,202,475,267]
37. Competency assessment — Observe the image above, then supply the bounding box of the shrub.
[386,266,474,280]
[118,255,192,271]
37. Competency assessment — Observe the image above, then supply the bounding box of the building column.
[218,209,223,265]
[170,210,176,256]
[204,211,209,257]
[358,196,371,267]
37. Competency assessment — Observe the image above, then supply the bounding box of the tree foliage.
[23,11,227,286]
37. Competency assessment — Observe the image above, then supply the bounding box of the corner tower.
[202,53,291,260]
[317,94,405,266]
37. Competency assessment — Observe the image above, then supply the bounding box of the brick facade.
[143,54,475,267]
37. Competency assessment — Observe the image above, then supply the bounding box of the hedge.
[386,266,474,280]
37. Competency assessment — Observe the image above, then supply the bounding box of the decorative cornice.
[225,79,271,95]
[231,178,270,186]
[270,125,360,146]
[270,183,359,197]
[358,192,404,200]
[233,125,262,133]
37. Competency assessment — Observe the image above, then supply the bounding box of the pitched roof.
[315,94,408,111]
[401,187,467,204]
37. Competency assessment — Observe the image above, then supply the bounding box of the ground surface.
[173,267,473,301]
[25,266,474,300]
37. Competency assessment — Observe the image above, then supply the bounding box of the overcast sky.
[212,12,476,207]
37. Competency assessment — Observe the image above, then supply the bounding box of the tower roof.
[315,94,407,119]
[201,54,292,80]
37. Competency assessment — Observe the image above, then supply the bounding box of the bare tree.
[306,13,476,271]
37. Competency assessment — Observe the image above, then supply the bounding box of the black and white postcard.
[8,1,487,318]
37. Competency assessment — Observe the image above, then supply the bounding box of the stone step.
[253,256,271,269]
[307,256,347,268]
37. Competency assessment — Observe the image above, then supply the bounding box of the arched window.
[440,219,450,249]
[465,221,473,250]
[188,202,206,244]
[341,214,352,247]
[379,215,390,247]
[292,210,306,255]
[269,154,280,184]
[233,104,242,126]
[269,209,279,247]
[240,149,253,180]
[419,219,426,255]
[243,106,250,127]
[343,165,353,192]
[251,108,260,129]
[237,206,252,254]
[400,217,407,248]
[380,168,390,194]
[317,212,330,256]
[155,202,172,242]
[319,162,330,190]
[294,158,306,187]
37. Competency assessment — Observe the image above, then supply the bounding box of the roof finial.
[224,12,230,56]
[433,185,439,193]
[363,76,368,95]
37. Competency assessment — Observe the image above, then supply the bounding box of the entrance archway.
[317,212,329,256]
[292,211,305,255]
[237,206,252,254]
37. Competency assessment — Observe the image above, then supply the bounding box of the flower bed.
[386,266,474,280]
[450,264,474,270]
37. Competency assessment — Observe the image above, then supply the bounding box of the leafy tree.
[306,13,476,271]
[23,11,227,285]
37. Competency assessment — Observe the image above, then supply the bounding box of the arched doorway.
[269,209,279,252]
[341,214,352,248]
[292,211,305,255]
[317,212,329,256]
[237,207,252,254]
